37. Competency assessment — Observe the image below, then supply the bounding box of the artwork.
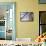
[39,0,46,4]
[20,12,34,22]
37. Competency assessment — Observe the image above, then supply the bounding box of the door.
[39,11,46,35]
[0,2,16,40]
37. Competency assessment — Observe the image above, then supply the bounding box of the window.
[39,0,46,4]
[39,11,46,35]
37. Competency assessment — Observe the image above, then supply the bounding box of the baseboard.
[16,38,32,42]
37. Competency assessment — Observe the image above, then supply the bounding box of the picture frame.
[20,12,34,22]
[39,0,46,4]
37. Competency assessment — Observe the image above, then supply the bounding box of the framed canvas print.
[39,0,46,4]
[20,12,34,22]
[0,2,16,40]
